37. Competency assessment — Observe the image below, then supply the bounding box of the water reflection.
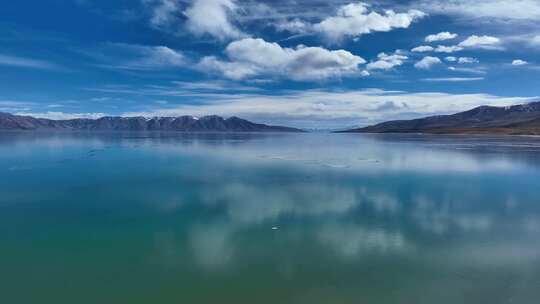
[317,223,408,258]
[180,175,539,270]
[1,132,540,303]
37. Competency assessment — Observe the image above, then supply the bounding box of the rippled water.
[1,132,540,304]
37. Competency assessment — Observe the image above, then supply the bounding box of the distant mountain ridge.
[0,112,303,132]
[340,101,540,135]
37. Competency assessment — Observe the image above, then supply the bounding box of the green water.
[1,132,540,304]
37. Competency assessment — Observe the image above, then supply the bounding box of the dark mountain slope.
[0,113,303,132]
[341,101,540,135]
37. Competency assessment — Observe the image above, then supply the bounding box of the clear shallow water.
[1,132,540,304]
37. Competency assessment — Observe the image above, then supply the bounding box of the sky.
[1,0,540,129]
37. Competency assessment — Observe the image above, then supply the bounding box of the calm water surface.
[1,132,540,304]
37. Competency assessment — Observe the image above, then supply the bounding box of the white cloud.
[434,45,464,53]
[121,88,535,128]
[417,0,540,21]
[425,32,458,42]
[367,52,408,71]
[198,56,257,80]
[415,56,442,69]
[445,56,457,62]
[512,59,528,66]
[97,43,186,70]
[458,35,501,49]
[427,36,500,55]
[145,0,180,29]
[532,35,540,47]
[198,38,366,81]
[313,3,426,42]
[411,45,434,52]
[422,77,484,82]
[448,66,486,74]
[0,100,33,107]
[15,112,106,120]
[130,46,185,69]
[171,80,260,91]
[0,54,59,70]
[0,100,34,112]
[273,19,309,34]
[185,0,244,41]
[458,57,479,64]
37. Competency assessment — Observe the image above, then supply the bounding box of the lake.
[1,132,540,304]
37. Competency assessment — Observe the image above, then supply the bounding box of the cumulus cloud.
[425,32,458,42]
[198,38,366,81]
[411,45,434,52]
[144,0,180,29]
[273,19,310,34]
[415,56,442,69]
[197,56,257,80]
[313,3,426,42]
[434,45,464,53]
[185,0,244,41]
[445,56,457,62]
[367,52,408,71]
[512,59,528,66]
[422,35,500,54]
[416,35,500,56]
[458,35,501,49]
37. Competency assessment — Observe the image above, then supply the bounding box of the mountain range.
[4,101,540,135]
[0,112,303,132]
[341,101,540,135]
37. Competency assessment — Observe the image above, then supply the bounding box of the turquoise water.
[1,132,540,304]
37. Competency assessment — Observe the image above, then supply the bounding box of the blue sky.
[1,0,540,128]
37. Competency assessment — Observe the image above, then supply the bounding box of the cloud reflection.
[202,183,358,224]
[189,223,236,269]
[4,133,540,274]
[317,224,408,258]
